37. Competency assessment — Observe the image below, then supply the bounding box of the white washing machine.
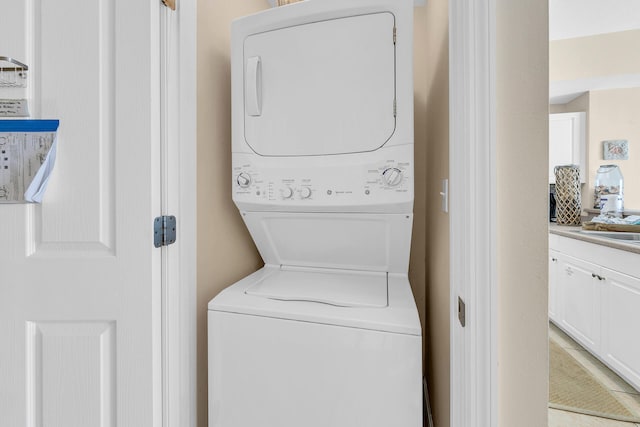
[208,1,421,426]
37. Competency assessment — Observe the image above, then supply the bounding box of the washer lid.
[245,267,388,308]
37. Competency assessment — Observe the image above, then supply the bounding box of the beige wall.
[497,0,549,426]
[552,88,640,210]
[196,2,268,426]
[550,29,640,81]
[197,2,432,426]
[421,0,450,425]
[550,30,640,211]
[411,4,428,388]
[588,88,640,209]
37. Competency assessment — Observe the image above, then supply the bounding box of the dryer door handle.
[246,56,262,116]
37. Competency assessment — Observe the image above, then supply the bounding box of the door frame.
[449,0,497,426]
[161,1,197,426]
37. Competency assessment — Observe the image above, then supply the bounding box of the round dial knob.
[236,172,252,188]
[282,187,294,199]
[300,187,312,199]
[382,167,403,187]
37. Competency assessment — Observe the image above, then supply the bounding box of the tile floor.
[549,323,640,427]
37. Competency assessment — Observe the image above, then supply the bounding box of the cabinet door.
[559,255,602,352]
[549,112,586,184]
[600,268,640,390]
[549,250,561,322]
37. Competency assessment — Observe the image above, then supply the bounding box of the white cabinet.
[558,255,601,353]
[549,233,640,391]
[549,112,586,183]
[600,268,640,388]
[549,250,560,322]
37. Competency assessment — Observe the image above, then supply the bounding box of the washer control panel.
[232,153,412,207]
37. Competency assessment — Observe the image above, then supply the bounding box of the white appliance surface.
[243,12,395,156]
[241,211,413,273]
[245,266,388,308]
[208,309,422,427]
[231,0,414,159]
[210,0,420,425]
[209,265,421,336]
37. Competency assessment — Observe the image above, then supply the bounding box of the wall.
[497,0,550,426]
[196,2,268,426]
[550,29,640,81]
[588,88,640,209]
[550,30,640,211]
[197,2,430,427]
[552,87,640,210]
[422,0,451,425]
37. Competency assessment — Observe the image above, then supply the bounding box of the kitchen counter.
[549,223,640,255]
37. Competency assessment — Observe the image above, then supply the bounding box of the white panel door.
[549,112,586,184]
[0,1,162,426]
[549,250,560,322]
[559,255,602,353]
[600,267,640,390]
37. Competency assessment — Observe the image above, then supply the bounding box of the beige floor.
[549,323,640,427]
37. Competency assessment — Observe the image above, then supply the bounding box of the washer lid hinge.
[154,215,177,248]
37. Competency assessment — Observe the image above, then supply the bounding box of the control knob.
[382,167,403,187]
[282,187,294,199]
[300,187,312,199]
[236,172,252,188]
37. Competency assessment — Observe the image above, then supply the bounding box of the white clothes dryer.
[208,1,421,426]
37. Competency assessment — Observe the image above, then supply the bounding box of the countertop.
[549,223,640,255]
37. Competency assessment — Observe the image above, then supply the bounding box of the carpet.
[549,339,640,423]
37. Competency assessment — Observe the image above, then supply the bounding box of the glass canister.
[554,165,582,225]
[594,165,624,217]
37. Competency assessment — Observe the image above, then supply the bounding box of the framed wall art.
[603,139,629,160]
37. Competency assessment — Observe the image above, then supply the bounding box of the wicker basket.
[554,165,581,225]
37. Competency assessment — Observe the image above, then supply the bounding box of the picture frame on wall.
[603,139,629,160]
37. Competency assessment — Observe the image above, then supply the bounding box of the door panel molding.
[26,0,116,256]
[25,321,116,427]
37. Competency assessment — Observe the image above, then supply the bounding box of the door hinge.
[458,297,466,327]
[154,215,177,248]
[161,0,176,11]
[393,26,397,44]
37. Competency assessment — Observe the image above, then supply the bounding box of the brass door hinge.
[162,0,176,11]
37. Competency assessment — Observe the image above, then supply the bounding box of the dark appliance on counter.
[549,184,556,222]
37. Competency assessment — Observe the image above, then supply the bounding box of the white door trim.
[161,1,197,426]
[449,1,497,426]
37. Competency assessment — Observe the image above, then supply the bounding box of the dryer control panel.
[231,146,414,213]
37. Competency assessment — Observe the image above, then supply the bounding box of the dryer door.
[243,12,396,156]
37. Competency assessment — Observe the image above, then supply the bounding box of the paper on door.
[0,119,59,203]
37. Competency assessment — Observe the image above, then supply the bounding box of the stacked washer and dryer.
[208,0,422,426]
